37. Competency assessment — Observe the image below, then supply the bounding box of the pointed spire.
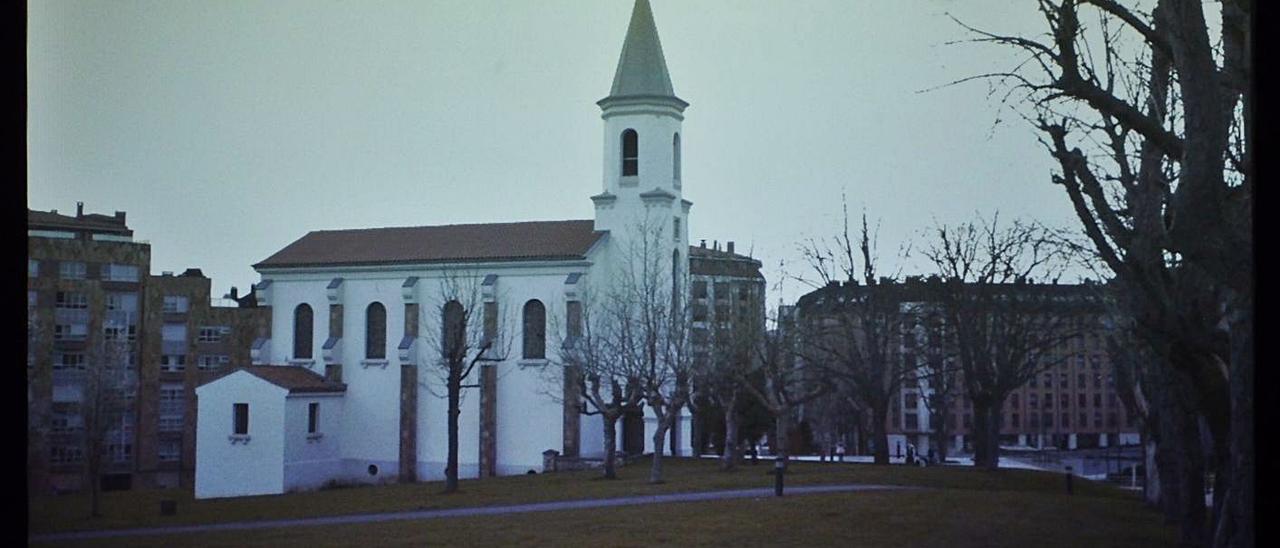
[600,0,686,109]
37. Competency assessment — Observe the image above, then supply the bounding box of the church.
[195,0,698,499]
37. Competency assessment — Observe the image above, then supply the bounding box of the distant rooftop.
[27,202,132,237]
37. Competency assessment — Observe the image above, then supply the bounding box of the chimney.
[726,241,735,255]
[231,286,239,300]
[76,202,84,218]
[700,239,706,249]
[115,211,126,223]
[713,240,718,251]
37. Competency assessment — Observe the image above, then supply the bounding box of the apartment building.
[27,204,266,493]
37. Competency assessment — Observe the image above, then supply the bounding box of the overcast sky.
[28,0,1090,306]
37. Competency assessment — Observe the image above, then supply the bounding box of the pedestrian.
[836,442,846,463]
[906,443,916,465]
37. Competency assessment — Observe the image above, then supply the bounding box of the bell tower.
[592,0,691,285]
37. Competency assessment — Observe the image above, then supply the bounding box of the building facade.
[27,204,266,493]
[195,0,698,498]
[795,278,1140,460]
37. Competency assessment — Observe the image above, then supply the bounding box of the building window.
[55,291,88,309]
[1060,394,1069,409]
[904,392,918,409]
[673,218,680,242]
[1043,413,1053,428]
[161,354,186,372]
[905,413,919,430]
[50,445,84,465]
[1093,374,1103,389]
[294,304,314,359]
[59,261,87,280]
[1010,394,1019,408]
[1011,413,1020,428]
[483,302,498,345]
[308,402,319,434]
[1029,393,1038,409]
[522,300,546,359]
[1094,412,1103,428]
[673,133,681,180]
[1029,413,1039,428]
[233,403,249,435]
[199,326,229,343]
[963,413,972,429]
[103,325,137,342]
[158,441,181,462]
[1029,375,1037,388]
[54,323,89,341]
[692,281,707,299]
[621,129,638,176]
[1059,373,1068,388]
[198,355,229,370]
[28,259,39,277]
[1044,393,1053,409]
[1107,413,1117,428]
[1090,355,1101,369]
[53,352,86,370]
[672,249,681,313]
[1079,393,1087,407]
[1094,393,1102,407]
[159,383,184,432]
[365,302,386,360]
[1080,412,1088,427]
[1062,413,1071,428]
[101,263,140,282]
[1077,373,1086,388]
[163,296,190,313]
[566,301,583,342]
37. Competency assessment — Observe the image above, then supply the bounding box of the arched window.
[442,300,466,361]
[621,129,638,176]
[365,302,386,360]
[293,304,313,359]
[672,133,681,180]
[522,300,546,359]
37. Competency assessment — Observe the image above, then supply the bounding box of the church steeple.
[599,0,687,110]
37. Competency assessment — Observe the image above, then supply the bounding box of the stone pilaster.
[562,365,580,457]
[479,363,497,477]
[398,303,418,483]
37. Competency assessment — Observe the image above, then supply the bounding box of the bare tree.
[693,297,759,471]
[948,1,1251,544]
[921,214,1077,470]
[82,332,137,517]
[548,283,646,480]
[419,271,509,494]
[914,308,963,463]
[736,303,829,468]
[797,207,911,465]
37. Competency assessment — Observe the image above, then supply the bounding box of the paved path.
[30,484,919,544]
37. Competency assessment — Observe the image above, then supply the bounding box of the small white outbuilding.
[194,366,346,499]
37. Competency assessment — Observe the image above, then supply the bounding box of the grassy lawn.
[30,458,1175,546]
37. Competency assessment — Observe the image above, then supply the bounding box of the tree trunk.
[602,411,619,480]
[88,452,101,518]
[650,422,668,484]
[444,372,461,494]
[721,392,739,471]
[1215,306,1253,548]
[871,406,890,465]
[982,403,1001,471]
[934,405,950,463]
[1144,437,1162,507]
[774,411,792,465]
[971,400,993,469]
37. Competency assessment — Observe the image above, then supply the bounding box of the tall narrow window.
[308,402,319,434]
[671,249,681,313]
[233,403,249,435]
[522,300,546,359]
[672,133,681,180]
[621,129,638,176]
[366,302,386,359]
[294,304,314,359]
[442,300,466,360]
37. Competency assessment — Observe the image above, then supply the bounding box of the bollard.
[1065,466,1074,495]
[774,459,786,497]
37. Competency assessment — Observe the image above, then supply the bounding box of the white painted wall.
[283,393,345,492]
[195,371,288,499]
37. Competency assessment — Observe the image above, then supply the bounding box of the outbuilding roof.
[200,365,347,395]
[254,220,606,269]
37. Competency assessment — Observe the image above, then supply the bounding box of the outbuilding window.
[366,302,387,359]
[233,403,249,435]
[308,403,319,434]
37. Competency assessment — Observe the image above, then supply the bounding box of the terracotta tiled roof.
[201,365,347,394]
[254,220,606,269]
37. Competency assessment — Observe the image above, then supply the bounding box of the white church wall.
[283,393,345,492]
[336,276,408,479]
[195,371,288,499]
[268,278,330,371]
